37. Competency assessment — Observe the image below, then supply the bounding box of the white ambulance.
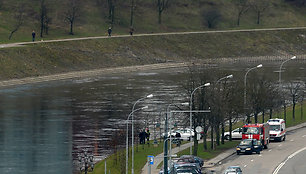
[267,118,286,141]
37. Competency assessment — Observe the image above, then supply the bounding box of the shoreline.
[0,54,305,88]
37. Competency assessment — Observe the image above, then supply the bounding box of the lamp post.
[167,102,189,162]
[216,74,233,145]
[126,106,148,174]
[244,64,263,123]
[132,94,153,174]
[78,149,94,174]
[190,82,210,155]
[278,56,296,122]
[279,56,296,85]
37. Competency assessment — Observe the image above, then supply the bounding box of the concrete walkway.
[1,27,305,49]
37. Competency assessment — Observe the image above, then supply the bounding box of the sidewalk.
[141,141,198,174]
[141,121,306,174]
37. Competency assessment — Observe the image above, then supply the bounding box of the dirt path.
[1,27,305,48]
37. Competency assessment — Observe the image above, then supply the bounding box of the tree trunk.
[237,12,241,26]
[215,124,220,146]
[293,102,296,121]
[283,104,287,122]
[254,112,258,123]
[193,131,198,156]
[130,0,134,27]
[210,125,214,150]
[262,110,265,123]
[229,115,232,141]
[70,21,74,35]
[9,29,18,40]
[301,102,304,120]
[221,122,225,144]
[269,108,272,119]
[203,118,207,150]
[257,11,260,24]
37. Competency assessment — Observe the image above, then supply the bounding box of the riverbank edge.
[0,62,188,88]
[0,54,305,89]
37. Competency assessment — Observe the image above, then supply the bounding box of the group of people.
[139,128,150,144]
[31,26,134,41]
[108,26,134,36]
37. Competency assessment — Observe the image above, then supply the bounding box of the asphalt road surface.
[205,127,306,174]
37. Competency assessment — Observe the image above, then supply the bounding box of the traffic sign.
[148,155,154,165]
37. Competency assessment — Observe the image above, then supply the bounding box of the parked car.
[236,139,262,155]
[176,168,201,174]
[224,128,242,140]
[176,128,195,141]
[174,163,202,174]
[178,155,204,167]
[223,166,242,174]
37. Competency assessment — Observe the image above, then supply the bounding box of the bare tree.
[65,0,81,35]
[202,9,221,28]
[249,0,270,24]
[39,0,49,37]
[233,0,250,26]
[288,81,302,120]
[157,0,171,24]
[9,4,26,40]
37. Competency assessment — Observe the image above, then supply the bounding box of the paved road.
[1,27,306,49]
[206,126,306,174]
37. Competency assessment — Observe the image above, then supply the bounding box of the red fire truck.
[242,123,270,149]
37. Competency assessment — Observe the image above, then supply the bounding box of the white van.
[267,118,286,141]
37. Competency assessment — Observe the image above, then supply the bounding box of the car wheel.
[283,135,286,141]
[225,135,230,140]
[237,151,240,155]
[256,150,260,154]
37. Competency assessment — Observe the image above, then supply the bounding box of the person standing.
[32,30,36,42]
[129,27,134,36]
[108,27,112,36]
[146,128,150,144]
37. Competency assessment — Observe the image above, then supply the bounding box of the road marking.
[244,165,247,168]
[272,146,306,174]
[269,149,272,152]
[290,139,294,142]
[302,135,306,138]
[278,144,282,147]
[251,159,254,162]
[259,155,262,157]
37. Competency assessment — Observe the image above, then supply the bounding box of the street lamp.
[78,149,94,174]
[167,102,189,161]
[189,82,210,155]
[217,74,233,83]
[279,56,296,84]
[244,64,263,123]
[126,106,148,174]
[216,74,233,144]
[131,94,153,174]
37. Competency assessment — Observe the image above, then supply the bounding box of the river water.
[0,60,304,174]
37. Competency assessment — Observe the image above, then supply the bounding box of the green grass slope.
[0,0,305,43]
[0,29,305,80]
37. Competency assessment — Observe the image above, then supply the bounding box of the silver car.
[224,166,242,174]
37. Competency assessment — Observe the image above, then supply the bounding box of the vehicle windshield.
[243,127,259,134]
[239,139,252,146]
[270,125,281,131]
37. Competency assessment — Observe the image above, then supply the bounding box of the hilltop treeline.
[0,0,305,42]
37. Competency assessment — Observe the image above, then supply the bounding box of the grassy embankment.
[0,0,305,43]
[91,102,305,174]
[0,29,305,81]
